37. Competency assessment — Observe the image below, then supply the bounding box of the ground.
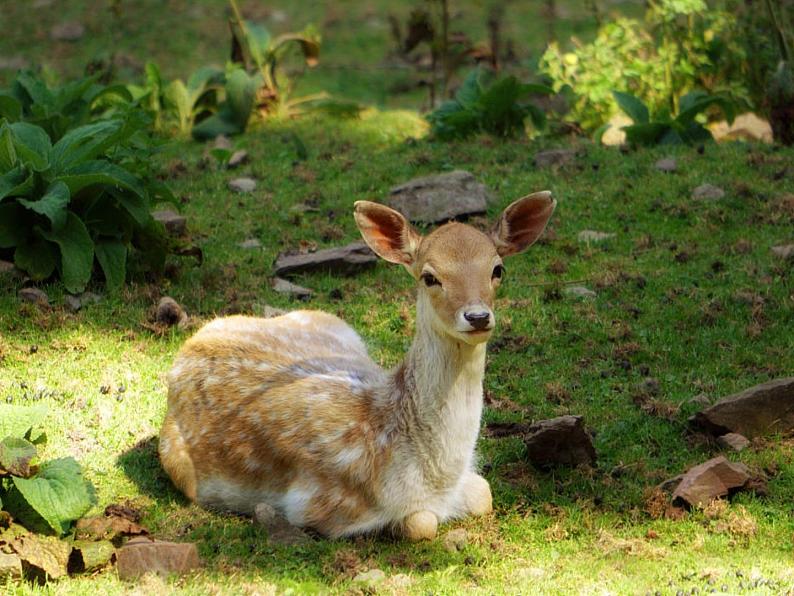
[2,1,794,594]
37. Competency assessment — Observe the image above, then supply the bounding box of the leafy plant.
[610,89,735,146]
[427,69,551,139]
[191,65,261,141]
[0,71,172,293]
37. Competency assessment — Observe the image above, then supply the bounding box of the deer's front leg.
[402,510,438,541]
[462,473,492,516]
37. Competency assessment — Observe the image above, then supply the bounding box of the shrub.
[0,71,172,293]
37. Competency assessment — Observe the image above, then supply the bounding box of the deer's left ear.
[354,201,421,266]
[491,191,556,257]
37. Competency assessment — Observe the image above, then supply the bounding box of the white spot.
[281,482,318,525]
[333,446,364,468]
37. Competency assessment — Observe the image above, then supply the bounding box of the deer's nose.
[464,310,492,330]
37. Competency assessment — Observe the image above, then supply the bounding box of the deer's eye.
[421,273,441,287]
[492,265,505,280]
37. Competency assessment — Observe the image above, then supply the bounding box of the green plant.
[764,0,794,144]
[0,71,172,293]
[427,69,551,139]
[610,89,735,146]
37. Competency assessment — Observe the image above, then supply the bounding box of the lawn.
[2,1,794,594]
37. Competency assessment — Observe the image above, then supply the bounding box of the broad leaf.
[94,239,126,290]
[18,181,70,229]
[243,21,273,68]
[57,160,144,198]
[0,523,71,578]
[622,122,670,146]
[676,93,735,126]
[455,70,483,108]
[225,68,258,129]
[0,404,47,441]
[612,90,650,124]
[0,122,17,171]
[164,80,192,133]
[39,211,94,293]
[0,436,39,477]
[9,122,52,171]
[49,120,123,172]
[9,457,96,535]
[192,107,245,140]
[0,94,22,121]
[15,238,58,280]
[0,202,27,247]
[0,165,28,201]
[15,71,54,111]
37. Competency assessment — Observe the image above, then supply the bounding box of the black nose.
[464,311,491,330]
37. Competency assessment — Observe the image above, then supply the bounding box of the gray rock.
[238,238,262,249]
[672,456,750,508]
[272,277,313,300]
[690,377,794,438]
[578,230,615,243]
[353,568,387,587]
[213,135,233,150]
[152,210,187,235]
[771,244,794,259]
[524,415,596,468]
[19,287,49,307]
[229,177,257,193]
[534,149,576,169]
[228,150,249,168]
[0,56,29,70]
[254,502,311,546]
[273,241,377,277]
[443,528,468,552]
[0,260,18,276]
[717,432,750,452]
[564,285,596,299]
[657,474,684,494]
[50,21,85,41]
[692,184,725,201]
[388,170,490,224]
[0,552,22,579]
[65,295,83,313]
[655,158,677,172]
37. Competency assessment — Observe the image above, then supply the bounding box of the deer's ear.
[354,201,421,266]
[491,191,556,257]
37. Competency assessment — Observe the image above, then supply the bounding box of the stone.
[578,230,615,243]
[228,150,249,168]
[18,287,49,308]
[710,113,774,144]
[690,377,794,438]
[600,113,632,146]
[388,170,490,224]
[254,503,311,546]
[65,295,83,313]
[717,433,750,452]
[657,474,684,494]
[687,393,711,408]
[353,568,387,587]
[116,537,200,580]
[273,241,377,277]
[692,184,725,201]
[229,177,257,193]
[672,456,750,508]
[152,210,187,235]
[0,260,19,276]
[564,285,596,299]
[523,415,596,468]
[771,244,794,259]
[0,552,22,579]
[655,158,677,172]
[0,56,29,70]
[271,277,313,300]
[442,528,468,553]
[212,135,233,150]
[533,149,576,169]
[238,238,262,249]
[50,21,85,41]
[155,297,188,329]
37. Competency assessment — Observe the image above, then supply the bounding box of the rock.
[238,238,262,249]
[687,393,711,408]
[0,56,29,70]
[672,456,750,508]
[710,113,774,144]
[271,277,313,300]
[273,241,377,277]
[50,21,85,41]
[442,528,468,552]
[523,415,596,468]
[213,135,233,150]
[690,377,794,438]
[655,158,677,172]
[152,210,187,235]
[65,295,83,313]
[717,433,750,453]
[116,537,200,580]
[771,244,794,259]
[0,552,22,579]
[600,113,632,146]
[533,149,576,169]
[253,503,311,546]
[228,150,249,168]
[229,177,257,193]
[692,184,725,201]
[578,230,615,243]
[657,474,684,494]
[155,297,188,328]
[0,259,20,277]
[19,287,49,308]
[353,568,387,587]
[388,170,490,224]
[564,285,596,299]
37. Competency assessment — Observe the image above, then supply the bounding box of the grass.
[2,0,794,593]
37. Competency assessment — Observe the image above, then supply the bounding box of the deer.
[159,191,556,540]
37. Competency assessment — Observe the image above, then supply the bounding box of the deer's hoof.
[403,510,438,541]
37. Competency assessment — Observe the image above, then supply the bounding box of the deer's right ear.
[354,201,420,266]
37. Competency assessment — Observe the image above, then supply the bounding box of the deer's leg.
[402,510,438,541]
[461,473,492,516]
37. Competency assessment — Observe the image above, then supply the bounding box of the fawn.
[159,191,556,540]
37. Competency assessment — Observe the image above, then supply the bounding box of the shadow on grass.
[116,435,185,505]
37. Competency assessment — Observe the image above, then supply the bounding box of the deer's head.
[354,192,556,345]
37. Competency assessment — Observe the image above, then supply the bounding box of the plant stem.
[228,0,277,92]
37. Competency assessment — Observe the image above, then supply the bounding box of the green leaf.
[0,202,27,247]
[0,94,22,121]
[0,122,17,171]
[56,160,145,198]
[455,70,483,108]
[243,21,273,68]
[9,122,52,171]
[15,238,58,280]
[224,68,257,129]
[518,83,554,97]
[0,167,33,202]
[17,181,70,229]
[71,539,115,572]
[622,122,670,146]
[49,120,124,172]
[0,404,47,440]
[9,457,96,535]
[0,437,39,477]
[164,80,192,133]
[15,71,54,111]
[39,211,94,294]
[612,91,649,124]
[94,240,127,290]
[192,108,245,140]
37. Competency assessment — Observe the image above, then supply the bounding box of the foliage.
[0,406,95,537]
[0,71,172,293]
[610,89,735,146]
[427,69,551,139]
